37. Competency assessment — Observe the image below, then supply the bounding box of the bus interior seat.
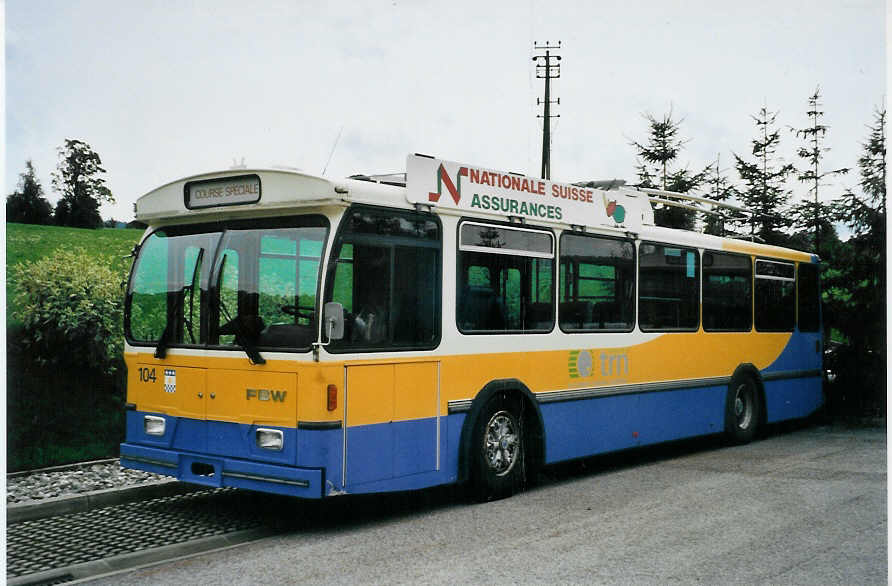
[525,302,553,330]
[459,286,506,330]
[592,301,620,328]
[559,301,593,329]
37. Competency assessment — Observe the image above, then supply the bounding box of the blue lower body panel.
[121,410,334,498]
[122,371,823,499]
[541,385,726,464]
[120,442,324,498]
[764,376,823,423]
[344,416,455,494]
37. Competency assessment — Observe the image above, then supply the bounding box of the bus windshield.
[126,216,328,353]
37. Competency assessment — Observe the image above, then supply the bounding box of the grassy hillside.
[7,223,144,325]
[7,223,144,470]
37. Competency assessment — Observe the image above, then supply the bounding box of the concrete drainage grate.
[7,488,262,580]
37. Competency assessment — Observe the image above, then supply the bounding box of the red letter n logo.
[428,164,468,205]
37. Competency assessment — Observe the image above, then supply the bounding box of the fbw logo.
[428,163,468,205]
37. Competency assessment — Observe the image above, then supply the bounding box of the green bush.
[11,247,126,374]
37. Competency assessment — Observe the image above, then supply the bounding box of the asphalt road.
[91,423,886,585]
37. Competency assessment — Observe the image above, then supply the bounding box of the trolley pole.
[533,41,561,180]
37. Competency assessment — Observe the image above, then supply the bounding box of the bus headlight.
[144,415,166,436]
[256,428,284,451]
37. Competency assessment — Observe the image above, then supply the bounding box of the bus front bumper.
[120,443,325,499]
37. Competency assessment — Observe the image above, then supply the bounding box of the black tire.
[471,394,525,502]
[725,374,761,444]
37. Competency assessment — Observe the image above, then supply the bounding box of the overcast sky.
[5,0,886,224]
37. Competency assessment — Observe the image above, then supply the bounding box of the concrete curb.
[6,458,120,479]
[7,480,199,524]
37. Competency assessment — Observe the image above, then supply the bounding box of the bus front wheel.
[725,375,761,444]
[472,395,525,502]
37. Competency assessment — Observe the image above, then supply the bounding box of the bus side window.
[755,259,795,332]
[558,233,635,332]
[456,222,554,334]
[326,207,441,351]
[639,243,699,331]
[702,251,752,332]
[797,263,821,332]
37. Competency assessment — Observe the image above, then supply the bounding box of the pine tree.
[832,107,885,333]
[791,87,848,255]
[632,112,682,189]
[6,160,53,225]
[51,139,115,229]
[703,154,740,236]
[836,107,886,242]
[823,106,886,413]
[631,110,709,230]
[734,106,795,245]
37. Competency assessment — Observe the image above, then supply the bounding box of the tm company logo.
[569,349,629,380]
[428,163,468,205]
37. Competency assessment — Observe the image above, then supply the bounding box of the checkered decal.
[164,369,176,393]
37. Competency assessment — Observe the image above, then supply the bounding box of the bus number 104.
[138,367,157,383]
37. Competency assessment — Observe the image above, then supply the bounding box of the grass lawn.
[6,222,144,326]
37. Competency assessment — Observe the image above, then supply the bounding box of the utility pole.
[533,41,561,180]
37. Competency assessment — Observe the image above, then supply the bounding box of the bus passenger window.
[639,243,699,331]
[703,252,752,332]
[755,259,795,332]
[797,263,820,332]
[457,222,554,333]
[559,233,635,332]
[325,207,441,351]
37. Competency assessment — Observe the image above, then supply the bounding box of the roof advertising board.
[406,154,641,230]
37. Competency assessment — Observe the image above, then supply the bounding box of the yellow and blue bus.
[120,154,823,501]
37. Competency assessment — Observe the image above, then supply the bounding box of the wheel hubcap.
[734,384,752,429]
[484,411,519,477]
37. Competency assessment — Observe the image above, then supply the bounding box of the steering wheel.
[280,305,314,320]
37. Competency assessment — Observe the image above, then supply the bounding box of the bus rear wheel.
[725,375,761,444]
[472,395,525,502]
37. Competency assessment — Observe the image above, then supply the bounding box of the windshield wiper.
[214,253,266,365]
[155,248,204,359]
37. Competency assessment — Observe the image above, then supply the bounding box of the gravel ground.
[7,460,167,504]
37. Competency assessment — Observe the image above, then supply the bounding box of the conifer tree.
[791,87,848,255]
[703,154,740,236]
[835,107,886,242]
[6,160,53,225]
[734,106,795,245]
[631,110,709,230]
[823,106,886,411]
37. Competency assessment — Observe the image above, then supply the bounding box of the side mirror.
[323,302,345,341]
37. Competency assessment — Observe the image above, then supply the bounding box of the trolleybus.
[120,154,823,500]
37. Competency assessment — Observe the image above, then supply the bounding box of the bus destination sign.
[406,154,642,230]
[185,174,261,209]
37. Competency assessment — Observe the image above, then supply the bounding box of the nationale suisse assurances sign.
[406,154,638,230]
